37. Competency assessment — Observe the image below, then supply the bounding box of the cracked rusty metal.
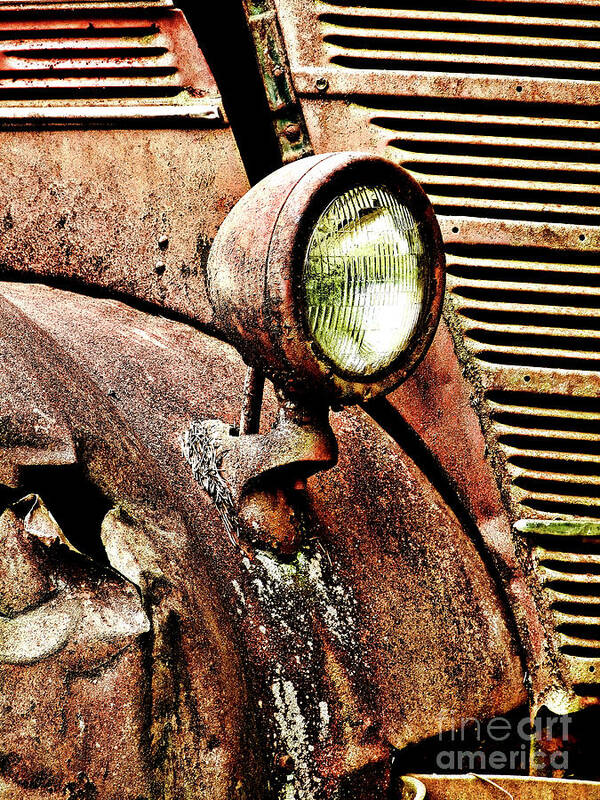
[0,1,249,329]
[0,287,254,799]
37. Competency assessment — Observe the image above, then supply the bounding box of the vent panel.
[493,392,600,518]
[320,2,600,78]
[0,7,219,119]
[361,105,600,222]
[517,520,600,692]
[446,243,600,376]
[317,1,600,22]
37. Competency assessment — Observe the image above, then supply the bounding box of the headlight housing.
[207,152,445,405]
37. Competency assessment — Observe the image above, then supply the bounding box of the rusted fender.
[0,282,525,798]
[389,320,558,724]
[313,403,526,751]
[0,287,254,800]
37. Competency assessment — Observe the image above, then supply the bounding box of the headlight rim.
[207,151,445,406]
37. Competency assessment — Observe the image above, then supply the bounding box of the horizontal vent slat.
[0,12,209,106]
[325,34,600,65]
[318,1,600,23]
[331,53,600,80]
[452,286,600,308]
[319,7,600,34]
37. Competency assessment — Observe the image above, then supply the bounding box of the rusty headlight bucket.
[207,152,445,404]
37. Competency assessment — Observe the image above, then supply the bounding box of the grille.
[321,3,600,80]
[307,0,600,521]
[0,3,219,120]
[491,391,600,518]
[516,519,600,694]
[446,243,600,374]
[352,96,600,225]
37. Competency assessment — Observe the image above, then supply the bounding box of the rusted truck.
[0,0,599,798]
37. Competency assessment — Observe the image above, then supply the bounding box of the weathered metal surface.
[273,0,600,526]
[0,1,173,9]
[182,403,337,553]
[0,6,222,122]
[312,401,526,752]
[0,125,249,325]
[514,519,600,708]
[270,0,600,744]
[242,0,313,163]
[0,281,525,797]
[386,320,558,726]
[390,319,511,532]
[239,366,265,435]
[0,285,253,799]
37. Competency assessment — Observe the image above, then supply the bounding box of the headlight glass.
[302,185,428,377]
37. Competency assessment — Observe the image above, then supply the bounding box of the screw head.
[315,77,329,92]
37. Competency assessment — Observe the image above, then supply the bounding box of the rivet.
[155,261,166,276]
[283,123,301,143]
[315,77,329,92]
[158,235,169,250]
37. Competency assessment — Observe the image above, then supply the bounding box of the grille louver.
[516,519,600,696]
[321,3,600,80]
[276,0,600,521]
[490,391,600,518]
[355,96,600,225]
[0,3,220,121]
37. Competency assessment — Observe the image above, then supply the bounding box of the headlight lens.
[302,185,428,378]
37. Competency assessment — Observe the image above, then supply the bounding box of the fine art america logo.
[436,713,571,773]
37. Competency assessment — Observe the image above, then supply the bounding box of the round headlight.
[207,152,444,405]
[302,185,428,378]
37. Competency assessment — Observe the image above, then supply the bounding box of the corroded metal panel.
[0,282,525,798]
[0,286,253,799]
[0,0,250,322]
[0,126,249,324]
[515,518,600,706]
